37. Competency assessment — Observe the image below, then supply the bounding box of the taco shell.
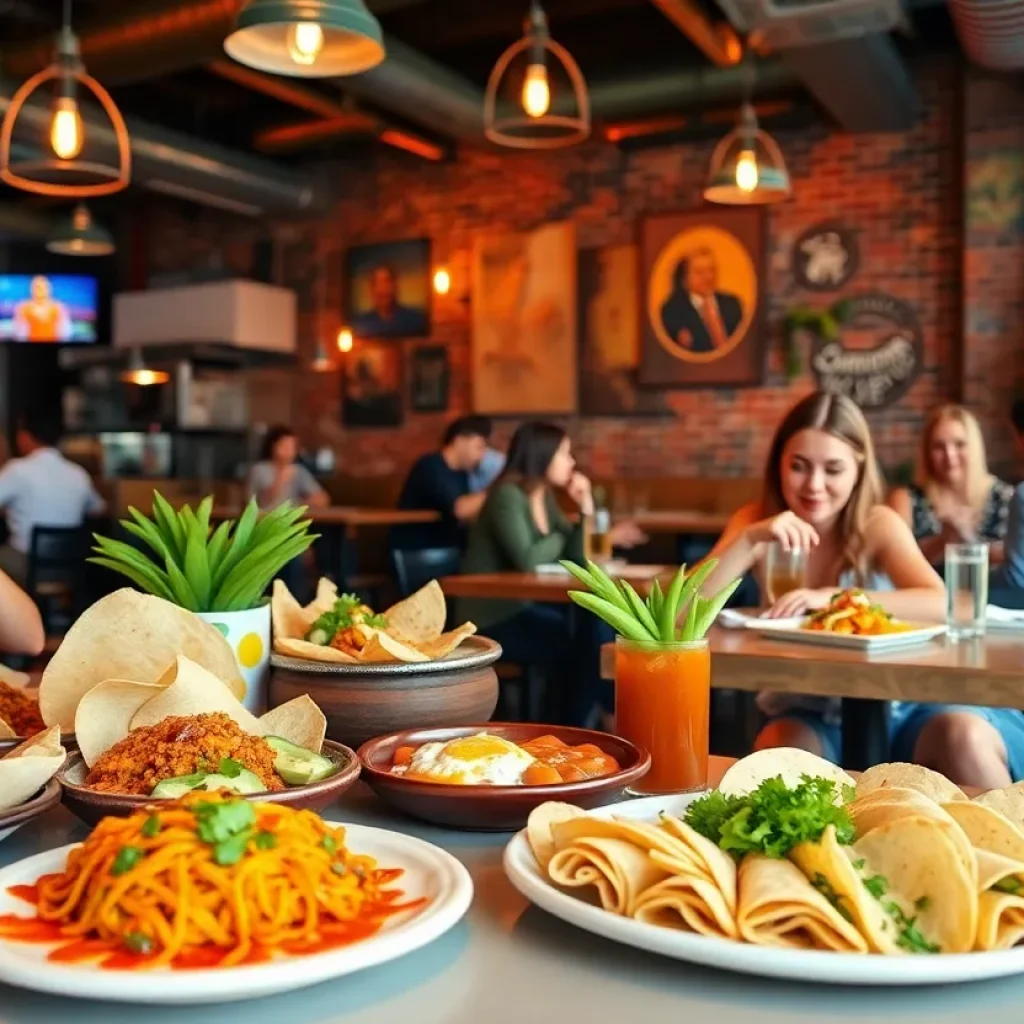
[0,726,65,812]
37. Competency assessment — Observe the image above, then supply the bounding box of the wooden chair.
[26,526,90,640]
[391,547,462,599]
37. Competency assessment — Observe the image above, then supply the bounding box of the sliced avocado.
[266,735,337,786]
[150,767,267,798]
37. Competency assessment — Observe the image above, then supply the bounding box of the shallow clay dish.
[56,740,361,827]
[357,723,651,832]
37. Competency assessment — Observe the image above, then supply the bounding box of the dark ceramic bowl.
[269,636,502,749]
[357,723,651,832]
[0,777,62,840]
[56,739,361,827]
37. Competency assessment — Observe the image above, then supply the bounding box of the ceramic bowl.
[56,739,361,827]
[269,636,501,749]
[357,723,651,831]
[0,778,62,843]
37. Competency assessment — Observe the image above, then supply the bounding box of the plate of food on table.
[504,746,1024,985]
[747,589,948,650]
[270,577,498,671]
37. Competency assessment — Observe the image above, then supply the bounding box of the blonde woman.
[888,404,1013,565]
[698,393,1024,789]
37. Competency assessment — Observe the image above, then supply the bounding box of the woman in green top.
[459,422,644,725]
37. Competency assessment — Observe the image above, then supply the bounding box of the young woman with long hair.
[888,404,1012,566]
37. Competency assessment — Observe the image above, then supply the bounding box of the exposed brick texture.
[141,57,1023,482]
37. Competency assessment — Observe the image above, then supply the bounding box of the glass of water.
[764,542,808,606]
[945,542,989,641]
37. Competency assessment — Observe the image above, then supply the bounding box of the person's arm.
[698,503,780,594]
[453,491,487,523]
[863,506,946,621]
[250,462,290,508]
[0,569,44,655]
[490,485,572,571]
[993,486,1024,589]
[294,465,329,509]
[0,462,19,510]
[549,495,585,563]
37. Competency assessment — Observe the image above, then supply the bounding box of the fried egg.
[400,733,535,785]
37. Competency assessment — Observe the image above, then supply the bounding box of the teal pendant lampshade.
[46,202,115,255]
[704,103,791,206]
[224,0,385,77]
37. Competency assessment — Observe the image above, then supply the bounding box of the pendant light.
[224,0,385,78]
[0,0,130,198]
[484,2,589,150]
[46,203,115,256]
[705,101,790,205]
[121,349,169,386]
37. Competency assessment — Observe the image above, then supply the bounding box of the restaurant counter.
[2,784,1024,1022]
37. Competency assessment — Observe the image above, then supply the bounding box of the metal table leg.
[841,698,890,770]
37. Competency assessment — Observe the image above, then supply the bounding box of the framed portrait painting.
[409,345,450,413]
[341,339,403,428]
[471,222,577,416]
[345,239,430,339]
[638,208,766,388]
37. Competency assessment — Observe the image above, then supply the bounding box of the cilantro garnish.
[193,799,258,865]
[218,758,244,779]
[141,815,161,839]
[321,835,338,855]
[306,594,365,643]
[914,895,932,912]
[124,931,155,955]
[684,775,854,859]
[994,876,1023,894]
[253,830,276,851]
[112,846,144,876]
[852,858,866,870]
[885,901,940,954]
[862,874,888,899]
[810,872,853,922]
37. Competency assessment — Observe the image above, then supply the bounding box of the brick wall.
[141,57,1024,482]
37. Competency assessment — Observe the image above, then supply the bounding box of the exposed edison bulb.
[337,327,353,353]
[433,267,451,295]
[50,96,84,160]
[735,149,760,193]
[286,22,325,66]
[522,63,550,119]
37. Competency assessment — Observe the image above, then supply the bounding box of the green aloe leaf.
[183,521,212,610]
[151,492,186,563]
[164,552,199,611]
[90,536,175,597]
[88,556,176,602]
[205,520,233,581]
[213,533,315,611]
[125,507,173,560]
[213,500,260,591]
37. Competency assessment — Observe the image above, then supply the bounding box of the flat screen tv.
[0,274,99,343]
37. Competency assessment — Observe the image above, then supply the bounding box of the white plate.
[746,617,948,651]
[503,794,1024,986]
[0,822,473,1004]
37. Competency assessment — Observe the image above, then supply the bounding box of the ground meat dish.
[0,680,44,737]
[85,712,284,795]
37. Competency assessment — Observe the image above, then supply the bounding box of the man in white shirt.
[0,412,105,585]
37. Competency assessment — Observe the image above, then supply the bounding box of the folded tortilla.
[976,890,1024,951]
[736,853,867,952]
[656,815,738,916]
[547,835,668,916]
[633,871,739,939]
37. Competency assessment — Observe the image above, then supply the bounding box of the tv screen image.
[0,274,98,343]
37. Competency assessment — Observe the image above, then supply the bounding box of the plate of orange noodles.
[0,792,473,1004]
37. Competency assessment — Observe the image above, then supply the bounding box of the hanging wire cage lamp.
[704,102,790,205]
[224,0,385,78]
[46,202,115,256]
[0,2,131,198]
[484,1,590,150]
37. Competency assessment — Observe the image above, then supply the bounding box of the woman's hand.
[745,510,820,552]
[567,472,595,516]
[610,521,648,549]
[765,587,834,619]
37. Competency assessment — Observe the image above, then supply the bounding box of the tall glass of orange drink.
[614,636,711,794]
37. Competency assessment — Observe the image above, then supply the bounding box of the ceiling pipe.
[0,79,327,214]
[207,59,355,118]
[254,113,379,152]
[647,0,744,67]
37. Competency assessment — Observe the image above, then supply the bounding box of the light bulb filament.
[337,328,353,353]
[50,96,84,161]
[287,22,325,66]
[522,63,550,119]
[735,148,759,193]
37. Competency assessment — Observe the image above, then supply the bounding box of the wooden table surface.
[214,505,439,528]
[440,567,669,603]
[631,509,730,534]
[599,625,1024,708]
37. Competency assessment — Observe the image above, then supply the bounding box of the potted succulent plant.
[90,493,316,715]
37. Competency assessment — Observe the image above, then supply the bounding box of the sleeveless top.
[908,481,1013,542]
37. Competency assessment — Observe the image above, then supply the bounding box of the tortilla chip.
[527,802,586,872]
[736,853,867,952]
[259,695,326,752]
[0,663,31,689]
[718,747,855,799]
[0,720,16,741]
[977,890,1024,950]
[357,628,429,663]
[273,636,358,663]
[129,655,263,735]
[856,762,967,804]
[75,679,165,768]
[384,581,446,643]
[974,781,1024,828]
[271,579,315,641]
[39,589,245,730]
[415,623,478,660]
[0,726,65,812]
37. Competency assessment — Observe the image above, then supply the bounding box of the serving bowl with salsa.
[357,723,651,831]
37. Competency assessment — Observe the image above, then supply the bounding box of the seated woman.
[888,404,1012,567]
[698,392,1024,789]
[457,422,643,726]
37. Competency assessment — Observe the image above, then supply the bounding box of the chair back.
[392,546,461,598]
[26,526,91,625]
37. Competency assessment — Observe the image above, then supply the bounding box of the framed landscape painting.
[471,222,577,416]
[638,208,766,388]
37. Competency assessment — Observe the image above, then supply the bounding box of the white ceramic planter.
[196,603,271,716]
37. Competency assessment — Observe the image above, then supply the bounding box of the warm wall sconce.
[337,326,353,352]
[432,267,451,295]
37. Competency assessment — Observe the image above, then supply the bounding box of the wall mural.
[638,208,767,388]
[471,221,577,415]
[578,244,670,417]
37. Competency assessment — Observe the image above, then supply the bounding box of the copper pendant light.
[46,203,115,256]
